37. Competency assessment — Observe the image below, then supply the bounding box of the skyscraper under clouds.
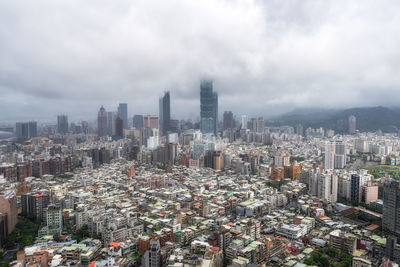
[159,91,171,135]
[200,80,218,135]
[97,106,108,137]
[118,103,128,129]
[57,115,68,134]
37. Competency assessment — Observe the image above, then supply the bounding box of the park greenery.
[5,216,41,249]
[304,248,352,267]
[360,164,400,179]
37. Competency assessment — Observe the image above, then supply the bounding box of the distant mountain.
[267,106,400,133]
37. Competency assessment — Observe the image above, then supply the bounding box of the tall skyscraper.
[115,116,123,137]
[118,103,128,129]
[107,111,117,136]
[241,115,248,130]
[97,106,108,137]
[57,115,68,134]
[348,115,356,134]
[200,80,218,134]
[383,180,400,235]
[133,115,144,129]
[159,91,171,134]
[144,115,159,129]
[16,121,37,139]
[223,111,234,130]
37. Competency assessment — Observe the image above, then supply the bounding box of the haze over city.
[1,0,400,121]
[3,2,400,267]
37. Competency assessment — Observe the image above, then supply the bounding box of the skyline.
[2,1,400,121]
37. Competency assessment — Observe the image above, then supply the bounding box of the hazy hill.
[268,106,400,133]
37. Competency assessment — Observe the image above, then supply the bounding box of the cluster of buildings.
[3,81,400,267]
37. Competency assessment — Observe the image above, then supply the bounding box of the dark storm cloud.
[1,0,400,121]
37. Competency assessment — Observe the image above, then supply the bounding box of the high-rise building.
[334,142,346,169]
[348,115,356,134]
[351,170,372,203]
[324,142,335,169]
[159,91,171,134]
[15,121,37,139]
[118,103,128,129]
[200,80,218,135]
[223,111,234,130]
[97,106,108,137]
[44,204,62,235]
[115,116,124,137]
[383,180,400,235]
[57,115,69,134]
[317,172,338,203]
[0,190,17,234]
[254,117,265,133]
[107,111,117,136]
[133,115,144,129]
[241,115,248,130]
[144,115,159,129]
[21,193,50,221]
[142,240,161,267]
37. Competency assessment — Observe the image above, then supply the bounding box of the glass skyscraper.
[159,91,171,134]
[200,80,218,134]
[118,103,128,129]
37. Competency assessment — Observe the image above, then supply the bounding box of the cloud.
[1,0,400,122]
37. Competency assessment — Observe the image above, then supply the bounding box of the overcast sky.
[1,0,400,122]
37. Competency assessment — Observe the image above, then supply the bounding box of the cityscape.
[2,1,400,267]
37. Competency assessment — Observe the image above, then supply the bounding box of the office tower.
[324,142,335,169]
[57,115,69,134]
[142,240,161,267]
[383,181,400,235]
[241,115,248,130]
[97,106,108,137]
[21,193,50,221]
[115,116,124,137]
[107,111,117,136]
[200,80,218,134]
[318,172,338,203]
[144,115,159,129]
[334,142,346,169]
[118,103,128,129]
[16,122,37,139]
[223,111,234,130]
[159,91,171,134]
[133,115,144,129]
[348,115,356,134]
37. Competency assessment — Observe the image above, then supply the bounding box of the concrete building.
[144,115,159,130]
[0,190,17,234]
[383,180,400,235]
